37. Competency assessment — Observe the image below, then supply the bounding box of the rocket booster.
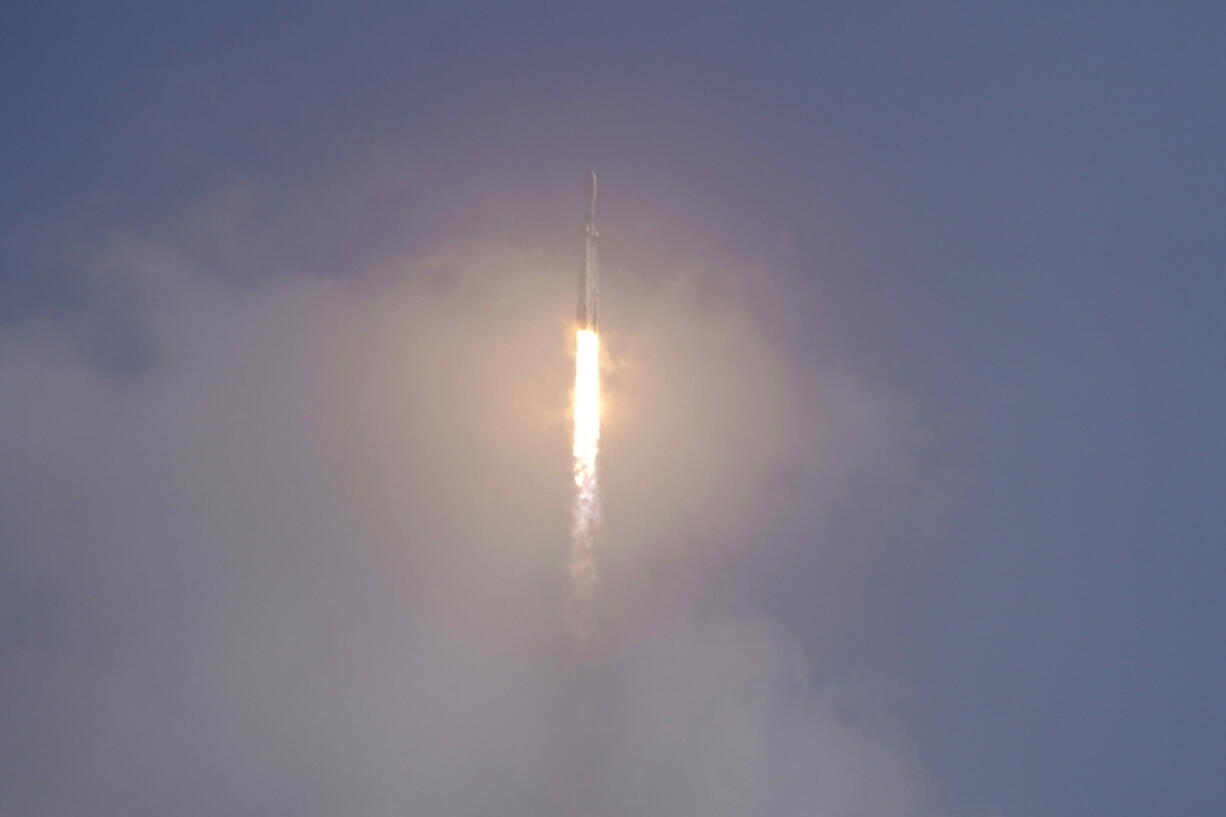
[578,170,599,330]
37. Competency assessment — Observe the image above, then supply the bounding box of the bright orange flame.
[572,329,601,486]
[569,328,601,637]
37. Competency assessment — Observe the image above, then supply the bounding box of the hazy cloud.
[2,193,924,815]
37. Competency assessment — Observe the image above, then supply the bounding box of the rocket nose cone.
[586,170,597,202]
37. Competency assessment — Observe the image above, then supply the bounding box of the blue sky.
[3,3,1224,815]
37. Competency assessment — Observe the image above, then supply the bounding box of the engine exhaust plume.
[569,327,601,637]
[569,171,601,638]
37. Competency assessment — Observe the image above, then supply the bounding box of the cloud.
[1,199,924,815]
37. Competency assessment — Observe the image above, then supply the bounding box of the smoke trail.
[569,327,601,637]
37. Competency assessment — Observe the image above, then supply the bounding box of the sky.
[2,2,1224,815]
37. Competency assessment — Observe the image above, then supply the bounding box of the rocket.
[578,170,599,330]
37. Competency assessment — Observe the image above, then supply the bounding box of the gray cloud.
[2,201,925,815]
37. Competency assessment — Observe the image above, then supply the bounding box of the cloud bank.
[2,194,924,815]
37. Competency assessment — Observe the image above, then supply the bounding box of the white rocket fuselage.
[579,170,599,330]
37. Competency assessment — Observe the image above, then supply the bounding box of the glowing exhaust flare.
[569,327,601,637]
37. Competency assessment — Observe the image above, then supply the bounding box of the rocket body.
[578,170,599,330]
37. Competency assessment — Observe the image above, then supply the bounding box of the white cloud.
[1,221,924,815]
